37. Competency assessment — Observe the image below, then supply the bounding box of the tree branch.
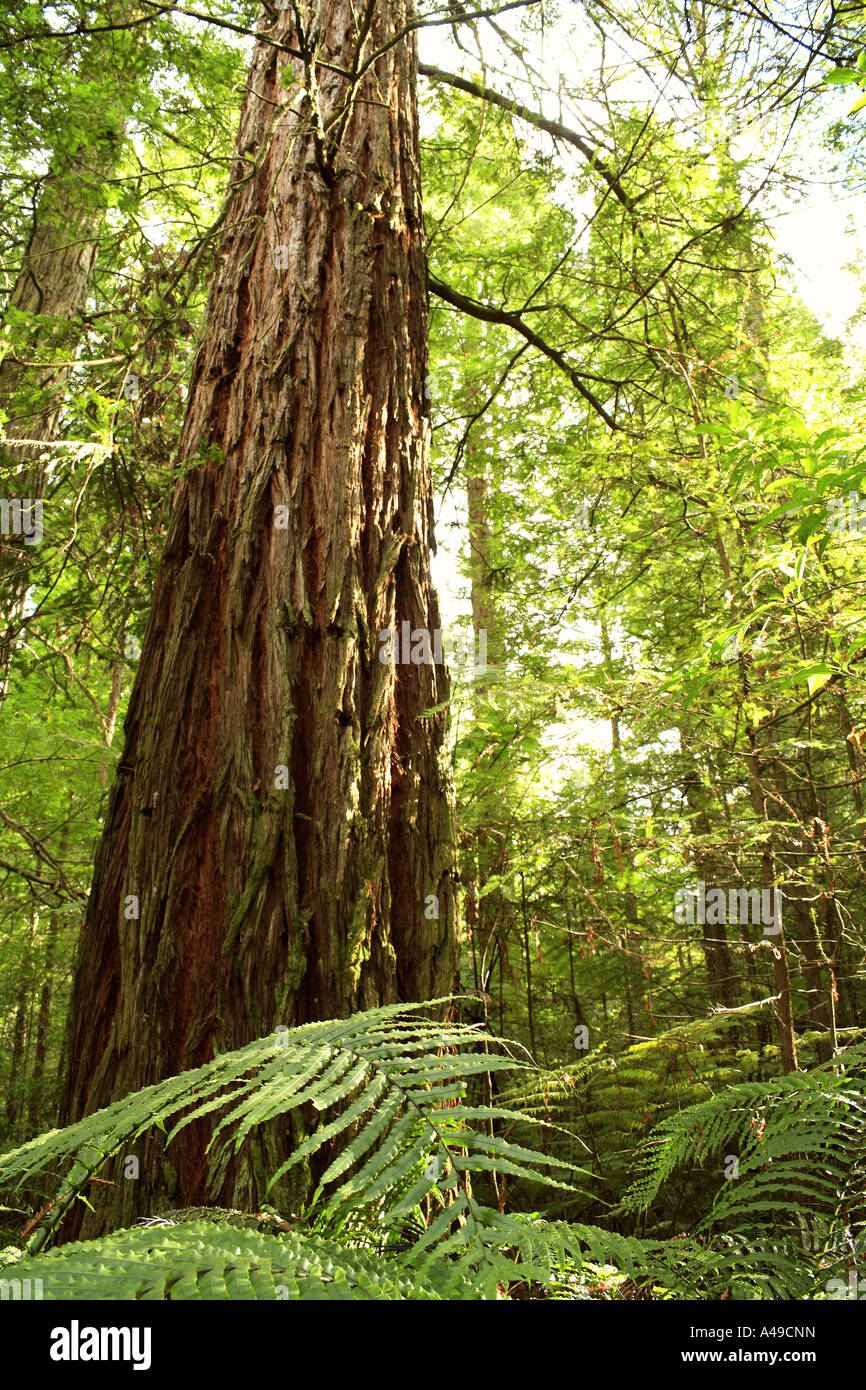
[428,274,623,431]
[418,63,635,210]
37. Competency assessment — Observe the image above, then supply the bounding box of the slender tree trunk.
[600,611,645,1039]
[465,415,508,1016]
[519,872,537,1059]
[61,0,458,1232]
[680,752,738,1013]
[466,461,503,669]
[4,890,40,1136]
[5,983,29,1134]
[27,910,60,1134]
[794,898,832,1063]
[746,732,798,1073]
[769,757,836,1061]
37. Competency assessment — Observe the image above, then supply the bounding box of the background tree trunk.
[0,26,134,696]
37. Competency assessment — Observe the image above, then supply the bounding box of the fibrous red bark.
[61,0,459,1230]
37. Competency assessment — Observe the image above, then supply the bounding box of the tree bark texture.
[61,0,459,1226]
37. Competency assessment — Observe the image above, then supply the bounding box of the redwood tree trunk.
[62,0,458,1228]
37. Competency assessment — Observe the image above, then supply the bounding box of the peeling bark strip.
[62,0,459,1220]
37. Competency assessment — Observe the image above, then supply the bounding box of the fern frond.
[4,1220,481,1300]
[0,1000,588,1255]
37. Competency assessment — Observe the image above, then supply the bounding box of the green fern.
[617,1042,866,1296]
[0,1002,575,1243]
[3,1219,479,1300]
[6,1002,857,1298]
[0,1000,709,1299]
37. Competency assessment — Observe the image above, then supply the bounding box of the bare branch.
[418,63,635,209]
[428,274,624,431]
